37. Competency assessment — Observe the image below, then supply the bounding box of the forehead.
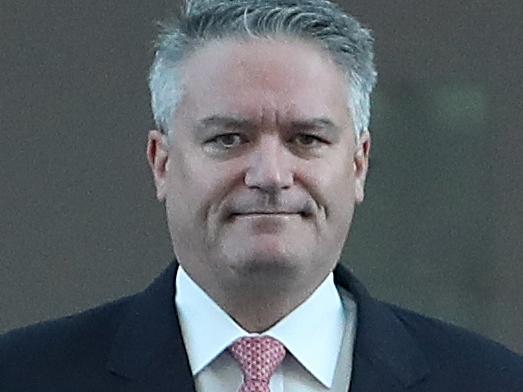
[175,37,350,125]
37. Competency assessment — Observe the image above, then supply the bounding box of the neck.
[206,276,325,333]
[220,292,305,333]
[177,258,332,332]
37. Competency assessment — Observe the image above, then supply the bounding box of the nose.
[244,135,294,194]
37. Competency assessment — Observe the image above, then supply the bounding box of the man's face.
[147,38,370,296]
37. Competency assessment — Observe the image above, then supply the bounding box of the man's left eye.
[294,134,326,147]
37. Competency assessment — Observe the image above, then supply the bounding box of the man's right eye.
[208,134,244,149]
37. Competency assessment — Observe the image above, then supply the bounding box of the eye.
[293,134,327,147]
[208,134,244,149]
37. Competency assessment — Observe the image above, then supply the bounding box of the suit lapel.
[106,262,195,391]
[334,263,430,391]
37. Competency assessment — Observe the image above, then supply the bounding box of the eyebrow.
[195,115,253,131]
[195,115,342,135]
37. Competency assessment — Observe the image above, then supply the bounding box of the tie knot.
[229,336,286,383]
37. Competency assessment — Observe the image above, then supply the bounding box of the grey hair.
[149,0,377,138]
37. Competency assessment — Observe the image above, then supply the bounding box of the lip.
[230,213,301,233]
[232,212,301,217]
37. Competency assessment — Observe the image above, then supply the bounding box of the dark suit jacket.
[1,261,523,391]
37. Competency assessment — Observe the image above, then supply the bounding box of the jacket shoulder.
[384,301,523,389]
[0,294,136,388]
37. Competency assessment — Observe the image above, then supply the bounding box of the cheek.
[168,155,233,220]
[300,159,353,202]
[165,154,203,220]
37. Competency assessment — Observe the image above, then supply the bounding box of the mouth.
[230,212,305,219]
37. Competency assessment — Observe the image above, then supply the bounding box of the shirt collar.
[175,266,345,388]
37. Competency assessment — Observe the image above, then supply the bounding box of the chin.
[224,247,303,277]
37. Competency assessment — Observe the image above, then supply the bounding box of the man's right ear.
[146,129,170,202]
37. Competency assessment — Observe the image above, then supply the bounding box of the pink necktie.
[229,336,286,392]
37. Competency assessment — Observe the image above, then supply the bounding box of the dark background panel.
[1,1,522,353]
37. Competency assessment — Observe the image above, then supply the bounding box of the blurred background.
[1,1,522,353]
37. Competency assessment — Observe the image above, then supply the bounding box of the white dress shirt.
[175,266,348,392]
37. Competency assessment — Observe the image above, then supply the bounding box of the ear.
[146,129,170,201]
[353,130,371,204]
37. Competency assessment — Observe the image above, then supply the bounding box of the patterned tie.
[229,336,286,392]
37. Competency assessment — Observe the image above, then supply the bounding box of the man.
[1,0,523,391]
